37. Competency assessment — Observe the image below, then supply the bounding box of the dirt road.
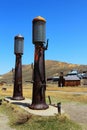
[62,102,87,129]
[0,114,16,130]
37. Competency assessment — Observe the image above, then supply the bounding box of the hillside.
[1,60,87,83]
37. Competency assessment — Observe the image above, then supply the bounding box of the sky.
[0,0,87,74]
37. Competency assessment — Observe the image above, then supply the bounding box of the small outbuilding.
[64,75,80,86]
[64,70,80,86]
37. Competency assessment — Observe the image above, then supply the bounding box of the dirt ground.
[62,102,87,129]
[0,102,87,130]
[0,114,15,130]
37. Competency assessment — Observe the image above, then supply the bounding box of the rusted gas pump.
[12,34,25,100]
[58,72,65,87]
[29,16,49,110]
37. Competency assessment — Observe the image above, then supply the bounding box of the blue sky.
[0,0,87,74]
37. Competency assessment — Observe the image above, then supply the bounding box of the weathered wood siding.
[65,80,80,86]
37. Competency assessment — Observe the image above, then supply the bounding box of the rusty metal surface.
[12,54,24,100]
[33,16,46,22]
[29,44,49,110]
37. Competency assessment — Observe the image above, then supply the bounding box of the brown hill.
[1,60,87,83]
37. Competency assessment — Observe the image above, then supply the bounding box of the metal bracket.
[44,39,49,50]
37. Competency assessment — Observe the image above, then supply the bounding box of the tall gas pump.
[12,34,25,100]
[29,16,49,110]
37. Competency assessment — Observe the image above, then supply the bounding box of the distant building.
[64,70,80,86]
[47,70,81,86]
[46,70,87,86]
[64,75,80,86]
[81,73,87,86]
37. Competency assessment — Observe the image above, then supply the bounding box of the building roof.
[82,73,87,79]
[64,75,80,81]
[67,70,78,75]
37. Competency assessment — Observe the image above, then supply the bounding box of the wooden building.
[64,70,80,86]
[47,70,81,87]
[64,75,80,86]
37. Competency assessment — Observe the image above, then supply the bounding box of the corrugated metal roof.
[47,75,80,82]
[67,70,78,75]
[64,75,80,81]
[82,73,87,78]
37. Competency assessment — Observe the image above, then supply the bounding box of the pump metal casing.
[14,34,24,54]
[32,16,46,44]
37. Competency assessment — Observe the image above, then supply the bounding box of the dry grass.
[0,83,87,104]
[46,84,87,104]
[46,91,87,104]
[0,101,32,126]
[0,83,86,130]
[46,84,87,92]
[0,84,32,98]
[0,101,81,130]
